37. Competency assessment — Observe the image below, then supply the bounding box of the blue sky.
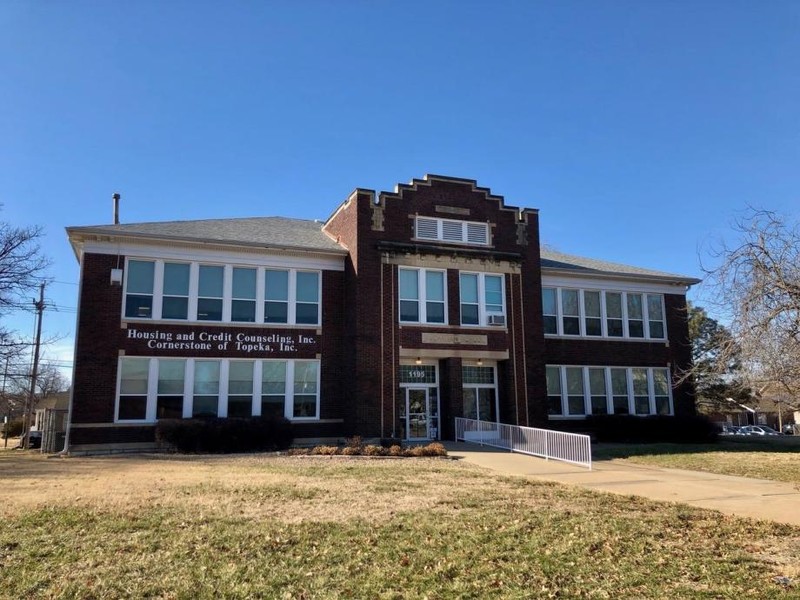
[1,1,798,380]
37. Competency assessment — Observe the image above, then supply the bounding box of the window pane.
[400,300,419,322]
[460,274,478,303]
[293,395,317,418]
[262,361,287,394]
[591,396,608,415]
[194,361,220,394]
[484,275,503,312]
[120,358,149,394]
[584,291,601,318]
[197,298,222,321]
[542,288,556,315]
[228,361,254,395]
[425,302,444,323]
[568,395,585,415]
[157,396,183,419]
[546,366,561,395]
[198,265,224,298]
[462,366,495,384]
[232,300,256,323]
[543,315,558,335]
[425,271,444,302]
[627,294,643,319]
[566,368,584,395]
[193,396,218,418]
[232,268,256,299]
[296,272,319,303]
[647,295,663,320]
[653,369,670,396]
[265,301,288,323]
[127,260,154,294]
[562,289,579,316]
[585,318,602,336]
[478,388,497,421]
[607,319,623,337]
[649,322,665,338]
[125,295,153,318]
[461,304,479,325]
[227,398,252,418]
[296,303,319,325]
[606,293,622,318]
[158,360,185,394]
[655,397,671,415]
[613,396,629,415]
[563,317,580,335]
[610,369,628,395]
[294,361,318,394]
[398,365,436,384]
[463,388,478,419]
[162,297,188,320]
[261,396,284,418]
[265,270,289,301]
[119,397,147,420]
[163,263,189,296]
[632,368,648,396]
[588,368,606,395]
[399,269,419,300]
[635,396,650,415]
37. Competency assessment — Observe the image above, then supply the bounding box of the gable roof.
[541,248,700,286]
[67,217,347,255]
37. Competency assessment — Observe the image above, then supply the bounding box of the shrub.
[345,435,363,450]
[363,444,388,456]
[155,416,293,453]
[340,446,361,456]
[2,419,24,438]
[310,445,339,455]
[388,444,404,457]
[586,414,719,444]
[421,442,447,457]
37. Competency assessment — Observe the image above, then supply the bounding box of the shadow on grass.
[593,436,800,461]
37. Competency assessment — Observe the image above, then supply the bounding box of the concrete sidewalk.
[444,442,800,526]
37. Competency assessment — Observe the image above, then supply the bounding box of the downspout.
[518,271,529,426]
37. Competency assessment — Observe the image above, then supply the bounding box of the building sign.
[125,327,318,355]
[399,365,437,384]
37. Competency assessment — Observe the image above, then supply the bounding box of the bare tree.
[703,209,800,400]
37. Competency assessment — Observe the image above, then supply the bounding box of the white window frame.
[459,272,506,327]
[546,365,674,419]
[542,287,667,340]
[115,357,322,423]
[461,362,499,422]
[398,267,448,325]
[122,258,322,327]
[414,216,490,246]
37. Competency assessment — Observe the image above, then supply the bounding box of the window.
[293,361,319,419]
[162,263,190,320]
[157,359,185,419]
[399,268,446,324]
[460,273,505,326]
[197,266,224,321]
[546,366,563,416]
[542,287,666,340]
[547,365,673,418]
[116,358,321,423]
[125,260,155,318]
[565,367,585,416]
[118,358,149,420]
[632,368,650,414]
[561,289,580,335]
[261,361,287,418]
[542,288,557,334]
[606,292,624,337]
[123,259,321,326]
[462,366,498,422]
[415,216,489,246]
[588,368,608,415]
[228,361,254,417]
[193,360,220,417]
[295,272,320,325]
[610,368,630,415]
[647,294,665,339]
[232,268,257,323]
[584,291,602,336]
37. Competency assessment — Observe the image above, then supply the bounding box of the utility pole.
[22,283,45,450]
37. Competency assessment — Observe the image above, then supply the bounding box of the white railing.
[455,417,592,470]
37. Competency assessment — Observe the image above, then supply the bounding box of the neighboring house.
[65,175,699,453]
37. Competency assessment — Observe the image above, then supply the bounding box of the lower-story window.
[462,364,498,422]
[546,365,673,418]
[116,357,321,422]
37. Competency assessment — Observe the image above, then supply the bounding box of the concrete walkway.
[444,442,800,526]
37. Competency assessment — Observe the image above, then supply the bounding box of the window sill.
[122,319,321,330]
[544,334,667,343]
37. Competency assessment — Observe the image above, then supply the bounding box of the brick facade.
[66,175,698,452]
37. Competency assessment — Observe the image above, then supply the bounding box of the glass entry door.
[406,388,429,440]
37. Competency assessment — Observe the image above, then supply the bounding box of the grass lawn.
[594,436,800,485]
[1,451,799,599]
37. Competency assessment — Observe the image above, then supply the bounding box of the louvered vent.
[466,222,488,245]
[416,217,438,240]
[441,220,463,242]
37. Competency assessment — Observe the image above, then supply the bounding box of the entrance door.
[406,388,429,440]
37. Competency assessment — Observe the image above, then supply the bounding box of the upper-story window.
[399,268,446,324]
[124,259,321,326]
[460,272,505,326]
[415,216,489,246]
[541,287,666,340]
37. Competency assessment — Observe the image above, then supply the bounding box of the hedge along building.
[65,175,700,453]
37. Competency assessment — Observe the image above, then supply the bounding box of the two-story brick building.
[65,175,699,452]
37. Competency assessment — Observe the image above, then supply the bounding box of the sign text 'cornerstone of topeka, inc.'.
[124,326,319,356]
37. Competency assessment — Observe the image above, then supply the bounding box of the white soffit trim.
[541,274,689,295]
[79,240,345,271]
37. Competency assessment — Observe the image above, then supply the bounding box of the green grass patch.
[1,454,798,598]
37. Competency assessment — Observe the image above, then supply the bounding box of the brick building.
[65,175,699,452]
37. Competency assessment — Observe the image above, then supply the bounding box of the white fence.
[455,417,592,470]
